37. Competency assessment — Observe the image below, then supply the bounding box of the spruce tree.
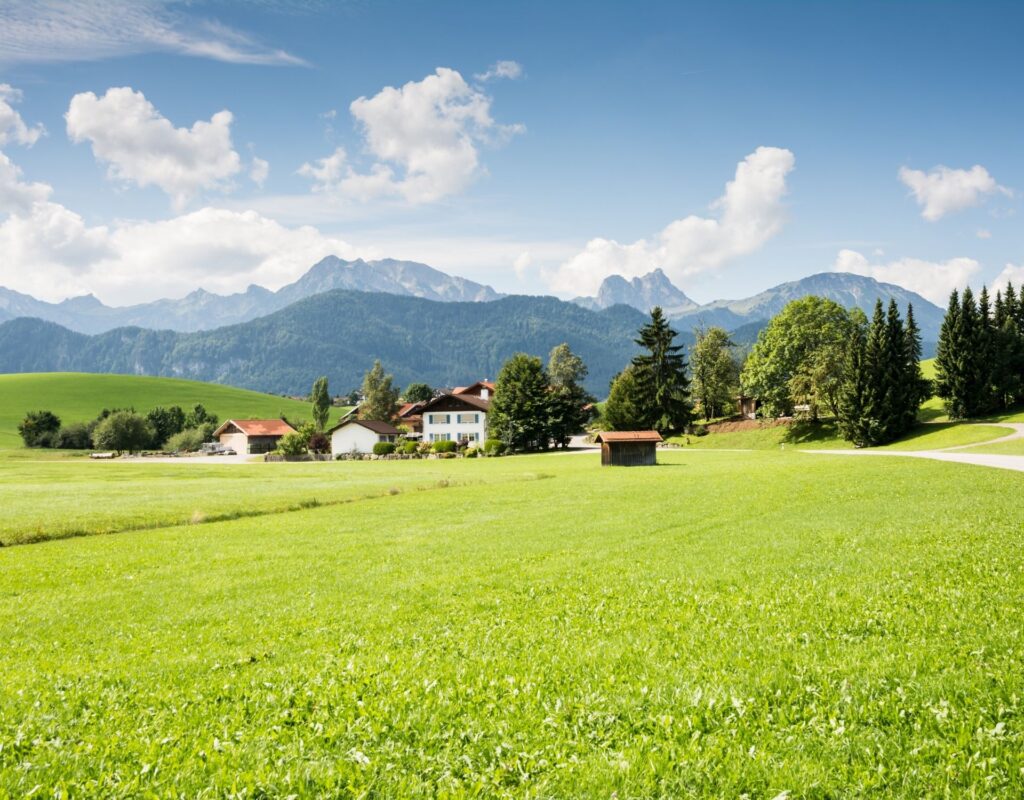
[838,320,873,446]
[934,289,960,414]
[882,300,907,439]
[977,286,995,412]
[630,307,692,433]
[902,303,929,431]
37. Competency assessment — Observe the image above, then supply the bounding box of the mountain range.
[0,256,501,335]
[572,269,698,315]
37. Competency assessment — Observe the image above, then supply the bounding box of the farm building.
[329,419,400,455]
[593,431,663,466]
[213,419,296,454]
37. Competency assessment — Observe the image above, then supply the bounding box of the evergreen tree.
[489,353,552,451]
[311,376,331,431]
[934,289,960,411]
[838,319,874,446]
[630,307,692,433]
[602,366,645,431]
[977,286,996,412]
[546,344,594,448]
[358,360,399,422]
[902,304,930,431]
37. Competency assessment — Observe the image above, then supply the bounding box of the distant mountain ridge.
[573,269,698,315]
[572,269,944,341]
[0,291,654,395]
[0,256,501,335]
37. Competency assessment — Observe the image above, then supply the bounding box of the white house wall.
[421,411,488,444]
[331,425,379,455]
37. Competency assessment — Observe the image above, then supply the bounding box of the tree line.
[935,283,1024,418]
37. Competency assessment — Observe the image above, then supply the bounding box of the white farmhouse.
[418,381,492,445]
[329,419,400,455]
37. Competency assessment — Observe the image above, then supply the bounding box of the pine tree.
[902,303,929,431]
[977,286,995,412]
[838,320,873,446]
[881,300,907,439]
[934,289,960,413]
[630,307,692,433]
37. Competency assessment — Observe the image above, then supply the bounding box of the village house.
[396,401,425,436]
[329,419,400,456]
[213,419,296,454]
[418,381,493,445]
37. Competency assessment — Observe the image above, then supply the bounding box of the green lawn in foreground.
[878,422,1008,450]
[1,451,1023,796]
[0,373,351,449]
[955,437,1024,455]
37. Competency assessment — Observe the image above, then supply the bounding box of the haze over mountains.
[0,255,946,393]
[0,257,501,335]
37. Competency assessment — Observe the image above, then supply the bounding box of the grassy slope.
[958,437,1024,455]
[1,451,1023,796]
[0,373,350,448]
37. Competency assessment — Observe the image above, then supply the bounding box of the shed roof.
[593,430,663,443]
[214,419,296,437]
[328,418,400,435]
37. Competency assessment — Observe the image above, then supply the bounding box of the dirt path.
[807,421,1024,473]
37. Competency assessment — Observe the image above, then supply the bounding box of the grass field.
[0,373,351,448]
[2,450,1024,796]
[956,437,1024,455]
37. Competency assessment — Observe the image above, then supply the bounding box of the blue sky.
[0,0,1022,307]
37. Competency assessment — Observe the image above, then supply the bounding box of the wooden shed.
[593,431,663,466]
[736,394,759,420]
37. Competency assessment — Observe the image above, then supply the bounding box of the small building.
[419,389,490,445]
[736,394,759,420]
[397,401,426,435]
[213,419,297,455]
[329,419,400,455]
[593,430,663,467]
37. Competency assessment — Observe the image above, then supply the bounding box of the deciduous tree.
[359,360,399,422]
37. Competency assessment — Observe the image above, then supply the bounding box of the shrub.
[483,438,506,456]
[166,427,206,453]
[439,451,457,458]
[275,431,309,456]
[432,439,457,453]
[92,411,154,454]
[18,410,61,448]
[465,447,479,458]
[417,441,433,455]
[56,423,93,450]
[401,440,419,455]
[308,431,330,454]
[373,441,396,456]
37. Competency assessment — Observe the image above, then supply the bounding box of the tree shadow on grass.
[781,419,843,447]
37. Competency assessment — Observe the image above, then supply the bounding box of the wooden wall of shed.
[601,441,656,467]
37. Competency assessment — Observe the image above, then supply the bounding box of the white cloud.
[300,67,524,204]
[513,251,533,280]
[0,203,360,305]
[898,164,1011,221]
[993,263,1024,291]
[0,150,52,213]
[249,157,269,188]
[976,228,992,239]
[66,87,242,209]
[0,1,306,66]
[548,146,796,296]
[833,248,981,305]
[0,84,45,146]
[475,60,523,82]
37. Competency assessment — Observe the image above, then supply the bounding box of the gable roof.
[593,431,663,443]
[419,392,490,413]
[454,380,495,396]
[214,419,296,438]
[328,418,400,435]
[397,401,425,418]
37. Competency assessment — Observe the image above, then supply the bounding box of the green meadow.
[2,449,1024,797]
[0,373,351,448]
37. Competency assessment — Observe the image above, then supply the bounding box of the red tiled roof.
[217,419,296,437]
[397,401,425,417]
[594,431,663,443]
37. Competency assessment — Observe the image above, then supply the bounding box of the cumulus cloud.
[548,146,796,296]
[299,67,524,203]
[898,164,1011,221]
[993,263,1024,291]
[833,248,981,306]
[475,60,523,82]
[66,87,242,209]
[0,84,45,146]
[0,150,52,213]
[249,157,269,187]
[0,1,306,66]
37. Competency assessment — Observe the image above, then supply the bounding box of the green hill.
[0,373,345,449]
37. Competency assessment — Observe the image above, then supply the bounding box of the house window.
[456,413,479,424]
[428,413,450,425]
[429,433,452,442]
[459,432,479,442]
[378,434,396,443]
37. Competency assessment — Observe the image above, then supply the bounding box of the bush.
[92,411,154,454]
[275,431,309,456]
[373,441,396,456]
[418,441,433,455]
[465,447,479,458]
[432,439,457,453]
[166,427,206,453]
[18,410,61,447]
[308,431,330,454]
[401,440,419,455]
[439,451,457,458]
[56,423,92,449]
[483,438,506,456]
